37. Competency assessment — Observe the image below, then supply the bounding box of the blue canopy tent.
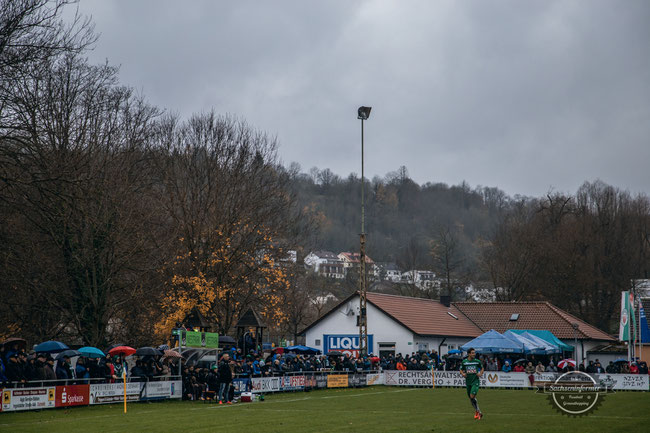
[519,332,561,354]
[502,330,546,355]
[284,345,321,355]
[509,329,573,352]
[460,330,524,354]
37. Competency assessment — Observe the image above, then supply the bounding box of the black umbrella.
[136,347,163,356]
[55,349,82,360]
[219,336,236,345]
[2,337,27,350]
[327,351,343,356]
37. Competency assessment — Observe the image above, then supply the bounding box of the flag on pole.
[640,303,650,344]
[619,291,632,341]
[630,291,637,345]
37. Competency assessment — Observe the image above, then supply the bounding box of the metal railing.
[1,375,182,389]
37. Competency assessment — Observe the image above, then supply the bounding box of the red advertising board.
[55,385,90,407]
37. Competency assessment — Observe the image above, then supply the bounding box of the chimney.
[440,295,451,307]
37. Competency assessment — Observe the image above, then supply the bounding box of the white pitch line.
[194,387,419,410]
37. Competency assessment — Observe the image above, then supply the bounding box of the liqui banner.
[323,334,374,358]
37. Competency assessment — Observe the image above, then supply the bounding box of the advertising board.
[323,334,374,358]
[2,387,56,412]
[55,385,90,407]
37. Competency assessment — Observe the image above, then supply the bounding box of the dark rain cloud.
[77,0,650,196]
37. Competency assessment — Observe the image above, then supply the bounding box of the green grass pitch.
[1,387,649,432]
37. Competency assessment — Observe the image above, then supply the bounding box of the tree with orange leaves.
[153,113,304,339]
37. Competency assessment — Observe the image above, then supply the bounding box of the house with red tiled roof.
[453,301,616,365]
[301,292,616,363]
[301,292,482,357]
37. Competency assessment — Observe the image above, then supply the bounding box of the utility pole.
[357,106,371,357]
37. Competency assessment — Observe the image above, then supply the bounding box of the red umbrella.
[108,346,136,357]
[558,359,576,369]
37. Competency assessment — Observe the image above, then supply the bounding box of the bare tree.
[430,224,471,300]
[0,53,161,345]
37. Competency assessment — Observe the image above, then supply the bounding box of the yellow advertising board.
[327,374,349,388]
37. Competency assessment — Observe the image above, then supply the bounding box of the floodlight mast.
[357,106,371,357]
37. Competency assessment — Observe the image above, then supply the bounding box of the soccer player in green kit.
[460,348,484,419]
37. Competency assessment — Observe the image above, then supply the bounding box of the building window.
[315,339,321,346]
[379,342,396,359]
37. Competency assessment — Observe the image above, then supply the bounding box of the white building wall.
[412,337,474,356]
[559,339,609,365]
[305,298,413,355]
[304,296,475,357]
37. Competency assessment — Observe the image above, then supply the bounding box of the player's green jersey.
[460,358,483,385]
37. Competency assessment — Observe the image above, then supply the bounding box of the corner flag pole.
[431,365,435,389]
[123,364,127,414]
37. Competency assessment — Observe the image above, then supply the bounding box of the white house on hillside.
[304,250,345,279]
[374,262,402,282]
[402,270,439,290]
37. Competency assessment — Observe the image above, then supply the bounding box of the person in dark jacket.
[131,360,147,382]
[55,356,74,383]
[75,357,90,383]
[217,353,232,404]
[207,365,220,396]
[5,352,26,387]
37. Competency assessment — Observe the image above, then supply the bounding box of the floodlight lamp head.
[357,106,372,120]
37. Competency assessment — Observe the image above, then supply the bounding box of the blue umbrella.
[460,330,524,354]
[78,346,105,358]
[34,340,69,353]
[285,345,321,355]
[448,349,462,354]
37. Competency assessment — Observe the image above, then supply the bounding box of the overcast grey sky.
[75,0,649,197]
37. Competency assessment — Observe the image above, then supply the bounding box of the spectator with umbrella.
[55,354,75,383]
[2,338,27,363]
[557,358,576,372]
[5,352,26,387]
[75,357,90,383]
[107,345,136,413]
[34,340,69,353]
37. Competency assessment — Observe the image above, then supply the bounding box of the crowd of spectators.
[3,338,649,397]
[0,342,180,388]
